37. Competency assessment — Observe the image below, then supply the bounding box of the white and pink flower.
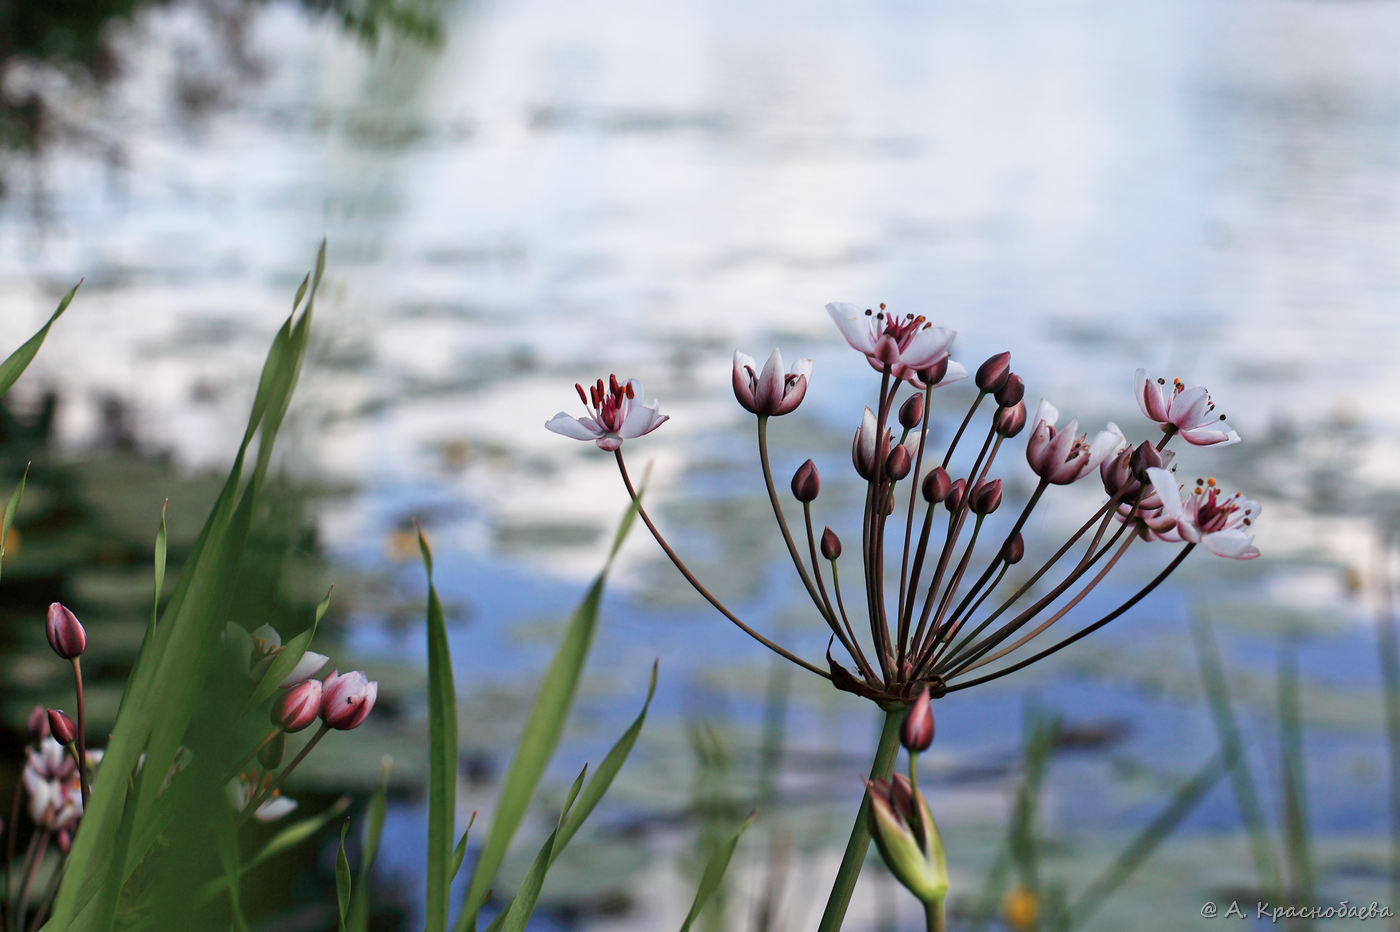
[732,348,811,416]
[1145,467,1260,559]
[1025,400,1126,485]
[1134,369,1239,447]
[826,302,966,387]
[546,375,668,452]
[226,774,297,822]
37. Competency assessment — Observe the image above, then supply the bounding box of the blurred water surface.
[3,0,1400,928]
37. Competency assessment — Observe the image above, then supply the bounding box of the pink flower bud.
[820,527,842,560]
[47,709,77,746]
[943,478,966,512]
[791,459,820,503]
[27,705,50,742]
[975,352,1011,393]
[914,355,949,389]
[320,670,378,731]
[57,829,72,854]
[968,479,1003,515]
[921,467,950,504]
[885,445,912,481]
[994,400,1027,438]
[46,603,86,660]
[259,731,287,769]
[898,394,925,430]
[994,373,1025,407]
[1003,533,1025,565]
[274,678,323,732]
[900,687,935,753]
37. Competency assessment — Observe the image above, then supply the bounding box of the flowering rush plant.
[548,301,1259,929]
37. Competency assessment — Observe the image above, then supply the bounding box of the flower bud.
[1003,532,1025,564]
[996,402,1026,439]
[852,408,888,481]
[57,829,73,854]
[900,687,935,753]
[915,355,949,388]
[820,527,842,560]
[47,709,77,746]
[943,478,966,512]
[885,445,912,481]
[865,773,949,907]
[1129,440,1165,481]
[321,670,378,731]
[274,678,323,732]
[921,467,950,504]
[46,602,86,660]
[975,352,1011,393]
[259,731,287,770]
[898,394,925,430]
[27,705,50,742]
[968,478,1003,515]
[791,459,820,503]
[994,373,1025,408]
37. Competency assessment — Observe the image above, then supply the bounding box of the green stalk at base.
[925,898,947,932]
[817,705,905,932]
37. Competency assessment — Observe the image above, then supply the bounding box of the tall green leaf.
[0,281,78,397]
[484,766,589,932]
[0,464,28,581]
[453,495,641,931]
[337,818,353,930]
[679,812,755,932]
[421,528,458,932]
[1277,645,1314,903]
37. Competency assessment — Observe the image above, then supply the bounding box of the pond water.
[3,0,1400,928]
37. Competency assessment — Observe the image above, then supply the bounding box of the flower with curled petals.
[1025,400,1126,485]
[546,374,668,452]
[1134,369,1239,447]
[1145,468,1260,559]
[733,348,811,416]
[826,302,964,386]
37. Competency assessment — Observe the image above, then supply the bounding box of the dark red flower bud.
[994,400,1027,438]
[48,709,77,745]
[1129,440,1164,481]
[820,526,842,560]
[1003,532,1025,564]
[994,373,1025,408]
[898,394,925,430]
[915,355,950,388]
[791,459,821,503]
[900,687,935,753]
[975,352,1012,393]
[944,478,966,512]
[259,731,287,769]
[968,478,1003,515]
[886,445,912,481]
[27,705,50,742]
[921,467,950,504]
[46,602,86,660]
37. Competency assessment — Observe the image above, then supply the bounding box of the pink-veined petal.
[900,325,956,368]
[1085,422,1128,472]
[1179,424,1241,447]
[755,348,785,412]
[732,351,758,411]
[1146,468,1186,523]
[1167,386,1210,428]
[545,413,601,441]
[1201,529,1260,560]
[826,302,878,354]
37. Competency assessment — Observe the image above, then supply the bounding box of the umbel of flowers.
[546,301,1259,929]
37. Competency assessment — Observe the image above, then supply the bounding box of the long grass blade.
[452,813,477,881]
[454,495,641,931]
[1189,612,1283,894]
[421,527,458,932]
[485,766,590,932]
[1277,644,1314,905]
[337,818,353,930]
[679,811,755,932]
[0,464,28,582]
[0,282,78,396]
[348,757,392,932]
[1376,535,1400,925]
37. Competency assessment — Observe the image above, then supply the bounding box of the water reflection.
[2,0,1400,927]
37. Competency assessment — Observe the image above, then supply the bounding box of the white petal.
[790,357,813,380]
[825,302,877,354]
[1201,530,1259,560]
[755,348,785,411]
[1168,386,1210,427]
[545,413,602,441]
[856,407,879,462]
[617,400,663,438]
[901,325,956,368]
[254,795,299,822]
[937,360,968,385]
[732,350,757,371]
[1085,422,1128,470]
[279,651,329,687]
[1034,398,1059,430]
[1146,468,1185,522]
[1179,425,1241,447]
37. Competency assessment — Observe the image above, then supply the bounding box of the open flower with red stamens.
[1134,369,1239,447]
[733,348,812,416]
[1146,468,1260,559]
[826,302,963,385]
[1026,400,1126,485]
[546,375,668,452]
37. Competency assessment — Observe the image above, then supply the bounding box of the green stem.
[924,898,947,932]
[817,705,905,932]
